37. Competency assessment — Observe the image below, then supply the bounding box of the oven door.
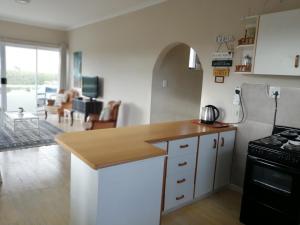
[240,155,300,224]
[249,156,294,195]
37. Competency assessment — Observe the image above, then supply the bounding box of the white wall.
[151,44,203,123]
[68,0,300,186]
[0,20,67,45]
[68,0,300,126]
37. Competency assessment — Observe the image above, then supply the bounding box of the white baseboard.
[228,184,243,193]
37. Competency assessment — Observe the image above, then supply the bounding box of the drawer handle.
[221,137,225,147]
[180,144,189,149]
[295,55,299,68]
[176,195,185,201]
[178,162,188,167]
[213,139,217,149]
[177,178,186,184]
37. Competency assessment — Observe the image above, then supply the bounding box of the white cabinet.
[70,154,165,225]
[162,131,236,211]
[254,9,300,76]
[194,133,219,198]
[214,130,236,190]
[152,142,168,151]
[194,130,236,199]
[168,137,197,157]
[164,137,197,211]
[164,173,195,210]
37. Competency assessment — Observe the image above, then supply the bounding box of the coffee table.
[4,112,40,135]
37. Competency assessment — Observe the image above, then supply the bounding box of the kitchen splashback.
[231,83,300,187]
[241,83,300,128]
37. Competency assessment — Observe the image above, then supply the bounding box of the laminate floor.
[0,118,242,225]
[161,189,242,225]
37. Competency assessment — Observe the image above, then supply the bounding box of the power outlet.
[233,87,242,105]
[269,86,281,98]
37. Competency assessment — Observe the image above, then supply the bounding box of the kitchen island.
[56,120,236,225]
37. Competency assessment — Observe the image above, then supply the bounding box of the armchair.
[86,101,121,130]
[45,89,79,123]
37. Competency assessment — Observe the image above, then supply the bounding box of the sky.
[6,45,60,74]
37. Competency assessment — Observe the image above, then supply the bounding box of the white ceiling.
[0,0,166,30]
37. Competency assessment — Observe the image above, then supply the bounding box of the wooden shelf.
[234,71,253,74]
[236,44,255,49]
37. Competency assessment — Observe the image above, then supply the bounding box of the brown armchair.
[45,89,79,122]
[86,101,121,130]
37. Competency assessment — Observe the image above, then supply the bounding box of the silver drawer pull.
[178,162,188,167]
[180,144,189,149]
[213,139,217,149]
[176,195,185,201]
[177,178,186,184]
[221,137,225,147]
[295,55,299,68]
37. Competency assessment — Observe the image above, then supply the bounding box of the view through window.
[5,45,60,112]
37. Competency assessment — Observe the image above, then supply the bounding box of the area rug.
[0,120,63,152]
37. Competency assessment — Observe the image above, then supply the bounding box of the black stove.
[248,125,300,168]
[240,125,300,225]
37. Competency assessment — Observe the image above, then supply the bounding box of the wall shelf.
[235,16,260,74]
[234,71,253,75]
[236,44,255,49]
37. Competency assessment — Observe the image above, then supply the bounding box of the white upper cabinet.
[254,9,300,76]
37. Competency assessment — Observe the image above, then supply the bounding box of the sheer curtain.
[59,43,68,90]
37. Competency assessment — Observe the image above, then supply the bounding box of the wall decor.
[212,35,235,80]
[212,60,232,67]
[215,76,225,83]
[73,51,82,88]
[213,68,230,76]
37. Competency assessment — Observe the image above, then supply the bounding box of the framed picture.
[73,51,82,88]
[215,76,224,83]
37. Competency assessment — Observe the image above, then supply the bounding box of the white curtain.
[59,43,68,90]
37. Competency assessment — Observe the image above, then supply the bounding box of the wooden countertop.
[55,120,236,170]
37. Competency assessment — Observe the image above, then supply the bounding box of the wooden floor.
[161,190,242,225]
[0,118,242,225]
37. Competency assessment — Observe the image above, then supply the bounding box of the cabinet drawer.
[168,137,198,157]
[164,174,194,211]
[167,153,196,177]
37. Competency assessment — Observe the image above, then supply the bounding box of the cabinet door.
[214,130,236,191]
[194,133,219,199]
[254,9,300,76]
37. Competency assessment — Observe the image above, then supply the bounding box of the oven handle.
[248,155,300,175]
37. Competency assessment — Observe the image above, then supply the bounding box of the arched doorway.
[150,43,203,123]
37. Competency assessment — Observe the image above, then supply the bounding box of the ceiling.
[0,0,166,30]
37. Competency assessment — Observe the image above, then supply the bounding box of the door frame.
[0,42,7,111]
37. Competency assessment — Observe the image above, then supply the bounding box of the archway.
[150,43,203,123]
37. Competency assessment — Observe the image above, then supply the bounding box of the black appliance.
[240,125,300,225]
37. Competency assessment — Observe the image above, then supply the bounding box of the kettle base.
[201,120,215,125]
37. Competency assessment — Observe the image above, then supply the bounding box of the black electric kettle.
[201,105,220,124]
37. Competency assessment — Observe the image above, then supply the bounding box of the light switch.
[162,80,168,88]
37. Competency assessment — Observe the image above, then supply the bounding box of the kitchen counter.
[55,120,236,169]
